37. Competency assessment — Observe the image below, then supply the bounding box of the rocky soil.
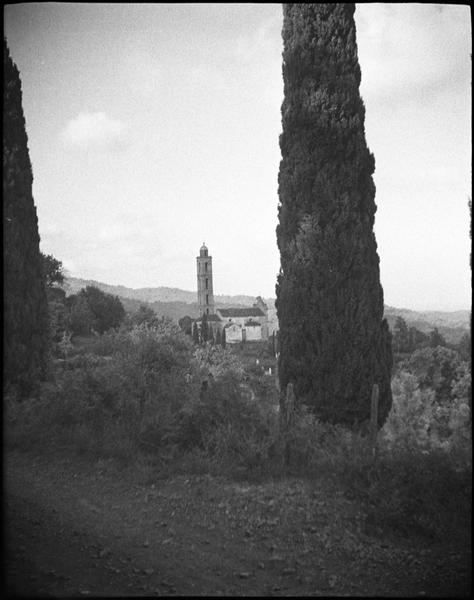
[5,449,471,597]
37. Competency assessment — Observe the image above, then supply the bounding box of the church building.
[195,243,268,344]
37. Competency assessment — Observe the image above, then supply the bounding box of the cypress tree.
[276,4,392,428]
[221,328,226,349]
[3,39,50,396]
[208,325,215,345]
[192,322,200,345]
[201,312,209,344]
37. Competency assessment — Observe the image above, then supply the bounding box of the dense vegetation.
[3,39,50,397]
[5,318,471,541]
[276,4,392,427]
[43,259,127,352]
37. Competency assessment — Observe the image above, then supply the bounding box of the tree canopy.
[276,4,392,427]
[3,39,50,395]
[40,252,64,289]
[68,286,125,335]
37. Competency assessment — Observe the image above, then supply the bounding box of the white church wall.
[245,325,262,341]
[225,324,242,344]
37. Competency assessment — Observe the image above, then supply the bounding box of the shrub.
[176,346,278,471]
[185,375,275,442]
[358,446,471,540]
[401,346,466,404]
[5,322,198,458]
[280,397,471,541]
[285,407,371,476]
[382,369,472,452]
[382,371,435,450]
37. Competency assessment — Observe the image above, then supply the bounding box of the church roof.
[244,319,262,327]
[217,307,265,318]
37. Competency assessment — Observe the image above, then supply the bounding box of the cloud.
[61,112,129,151]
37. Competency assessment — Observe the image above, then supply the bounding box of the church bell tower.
[196,243,215,315]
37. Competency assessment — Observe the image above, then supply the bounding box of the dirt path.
[5,450,471,597]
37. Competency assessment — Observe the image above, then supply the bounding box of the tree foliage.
[41,252,64,290]
[192,321,200,345]
[429,327,447,349]
[67,286,125,335]
[3,39,50,395]
[38,252,70,348]
[401,346,468,405]
[130,304,159,328]
[200,313,209,344]
[68,293,95,335]
[392,316,429,355]
[275,4,392,427]
[178,315,193,336]
[457,332,471,362]
[221,327,226,349]
[81,286,125,334]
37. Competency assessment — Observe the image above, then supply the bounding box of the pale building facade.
[195,244,269,343]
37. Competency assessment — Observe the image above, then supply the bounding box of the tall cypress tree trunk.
[276,4,392,428]
[3,39,50,396]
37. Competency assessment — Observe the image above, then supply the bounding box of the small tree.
[215,328,222,345]
[393,317,409,354]
[222,327,226,349]
[78,286,125,334]
[192,322,200,345]
[201,313,209,344]
[178,315,193,336]
[130,304,159,328]
[407,326,428,353]
[402,346,464,405]
[68,294,95,335]
[208,325,215,345]
[457,332,471,362]
[429,327,446,348]
[41,252,64,289]
[58,330,73,359]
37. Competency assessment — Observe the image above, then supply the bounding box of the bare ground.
[4,449,471,597]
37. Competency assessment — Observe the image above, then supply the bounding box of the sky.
[4,3,472,311]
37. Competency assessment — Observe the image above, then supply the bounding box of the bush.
[382,369,472,452]
[382,371,435,450]
[283,407,371,476]
[176,346,278,471]
[357,446,471,540]
[277,394,471,541]
[5,323,198,459]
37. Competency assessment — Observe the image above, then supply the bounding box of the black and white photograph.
[4,3,471,597]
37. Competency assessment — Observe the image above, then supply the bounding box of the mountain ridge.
[63,277,274,307]
[63,277,470,341]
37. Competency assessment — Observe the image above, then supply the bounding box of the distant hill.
[63,277,278,329]
[383,306,470,345]
[63,277,469,342]
[384,306,470,330]
[64,277,269,307]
